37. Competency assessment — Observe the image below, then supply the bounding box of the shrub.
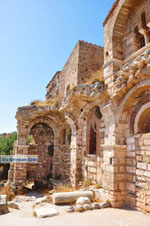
[91,78,104,84]
[0,184,15,201]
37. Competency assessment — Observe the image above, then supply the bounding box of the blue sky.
[0,0,114,133]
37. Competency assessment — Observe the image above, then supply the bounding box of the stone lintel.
[103,58,122,69]
[101,144,127,149]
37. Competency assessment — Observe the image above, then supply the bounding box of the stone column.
[101,103,127,207]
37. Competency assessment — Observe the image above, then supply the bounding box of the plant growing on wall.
[27,135,34,144]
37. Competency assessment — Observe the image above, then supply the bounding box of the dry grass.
[55,183,75,193]
[30,95,63,107]
[93,197,102,203]
[44,194,52,203]
[0,184,15,201]
[85,69,104,85]
[82,178,92,189]
[33,210,37,217]
[94,183,102,189]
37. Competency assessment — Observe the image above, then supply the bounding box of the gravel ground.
[0,196,150,226]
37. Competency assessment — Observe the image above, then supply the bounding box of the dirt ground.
[1,196,150,226]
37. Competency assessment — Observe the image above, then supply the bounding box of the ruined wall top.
[46,40,103,99]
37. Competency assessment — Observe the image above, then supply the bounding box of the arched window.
[89,124,97,155]
[134,26,145,50]
[138,108,150,133]
[86,106,102,155]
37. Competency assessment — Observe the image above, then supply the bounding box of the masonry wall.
[135,133,150,213]
[121,0,150,60]
[46,71,60,99]
[78,41,104,84]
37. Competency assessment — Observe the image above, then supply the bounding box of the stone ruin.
[7,0,150,214]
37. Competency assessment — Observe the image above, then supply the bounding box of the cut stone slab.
[0,195,7,205]
[76,197,91,205]
[33,204,59,218]
[25,196,36,201]
[8,201,19,210]
[34,196,47,205]
[53,191,94,204]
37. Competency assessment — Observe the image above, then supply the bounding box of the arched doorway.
[27,123,54,182]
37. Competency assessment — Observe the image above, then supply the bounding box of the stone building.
[8,0,150,213]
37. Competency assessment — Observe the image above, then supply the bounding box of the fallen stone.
[24,182,34,190]
[0,195,9,215]
[83,204,92,211]
[25,196,36,201]
[76,197,91,205]
[100,201,110,208]
[34,196,47,205]
[34,204,59,218]
[92,202,100,209]
[8,201,19,210]
[75,204,84,212]
[65,206,74,213]
[53,191,94,205]
[0,195,7,205]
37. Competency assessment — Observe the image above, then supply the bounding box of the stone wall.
[78,41,104,84]
[46,41,104,98]
[135,133,150,213]
[27,123,54,182]
[46,71,60,99]
[121,0,150,60]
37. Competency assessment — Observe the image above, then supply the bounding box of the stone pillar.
[101,103,127,207]
[13,144,29,185]
[102,145,127,207]
[8,119,29,185]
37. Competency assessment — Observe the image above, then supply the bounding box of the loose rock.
[100,201,110,208]
[83,204,92,211]
[75,204,84,212]
[65,206,74,213]
[92,202,100,209]
[76,197,91,205]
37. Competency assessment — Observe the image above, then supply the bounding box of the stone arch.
[27,122,55,182]
[134,102,150,134]
[119,79,150,122]
[117,79,150,144]
[28,116,57,138]
[112,0,141,60]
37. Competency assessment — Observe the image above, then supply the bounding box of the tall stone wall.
[78,41,104,84]
[46,41,104,99]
